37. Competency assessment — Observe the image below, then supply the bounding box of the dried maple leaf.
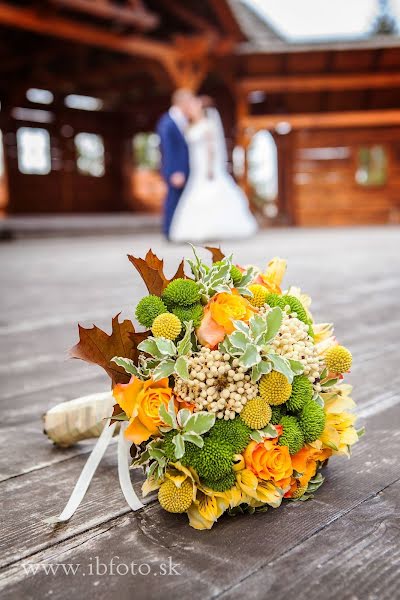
[205,246,225,263]
[69,314,142,386]
[128,249,185,295]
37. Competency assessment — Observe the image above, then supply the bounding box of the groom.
[157,89,194,239]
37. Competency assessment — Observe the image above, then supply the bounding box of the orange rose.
[244,439,293,489]
[291,444,332,489]
[113,377,175,444]
[197,290,256,348]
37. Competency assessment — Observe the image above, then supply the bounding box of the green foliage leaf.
[184,412,215,435]
[175,355,190,381]
[172,433,185,459]
[259,423,278,438]
[231,320,249,334]
[267,353,294,383]
[263,307,283,343]
[154,337,176,357]
[137,338,163,358]
[110,412,129,421]
[177,408,192,428]
[182,432,204,448]
[249,314,267,341]
[251,360,272,383]
[313,394,324,408]
[239,343,261,369]
[357,426,366,439]
[177,321,193,356]
[152,358,176,381]
[250,430,263,442]
[288,359,304,375]
[111,357,142,378]
[229,330,248,350]
[321,378,339,388]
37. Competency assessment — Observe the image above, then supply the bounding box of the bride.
[169,98,257,243]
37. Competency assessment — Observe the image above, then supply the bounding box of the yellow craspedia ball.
[258,371,292,406]
[158,479,193,513]
[248,284,268,308]
[240,397,272,429]
[151,313,182,340]
[291,484,308,499]
[325,345,352,373]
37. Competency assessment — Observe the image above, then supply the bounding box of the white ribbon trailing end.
[44,419,143,524]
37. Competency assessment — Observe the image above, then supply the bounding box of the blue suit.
[156,113,189,237]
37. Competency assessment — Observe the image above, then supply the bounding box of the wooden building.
[1,0,400,225]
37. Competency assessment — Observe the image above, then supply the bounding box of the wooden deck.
[0,226,399,599]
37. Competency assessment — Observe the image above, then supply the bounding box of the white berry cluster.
[174,347,258,420]
[261,306,322,382]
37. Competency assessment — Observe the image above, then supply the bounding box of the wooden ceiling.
[1,0,400,120]
[0,0,242,109]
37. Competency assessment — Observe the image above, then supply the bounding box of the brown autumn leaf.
[69,313,142,386]
[205,246,225,263]
[128,249,186,296]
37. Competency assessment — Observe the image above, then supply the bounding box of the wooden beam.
[240,109,400,131]
[158,0,216,33]
[49,0,159,30]
[238,72,400,94]
[0,2,177,64]
[208,0,245,40]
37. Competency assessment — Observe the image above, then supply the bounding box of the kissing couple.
[157,89,257,242]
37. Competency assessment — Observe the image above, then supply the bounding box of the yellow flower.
[113,376,174,445]
[258,257,287,294]
[236,468,284,507]
[313,322,334,345]
[320,385,359,456]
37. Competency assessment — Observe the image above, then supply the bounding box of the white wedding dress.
[169,109,257,242]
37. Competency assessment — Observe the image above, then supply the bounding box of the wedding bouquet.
[65,247,362,530]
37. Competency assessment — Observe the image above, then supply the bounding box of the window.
[133,133,160,169]
[65,95,103,111]
[355,145,388,187]
[16,127,51,175]
[75,133,105,177]
[26,88,54,105]
[247,130,278,217]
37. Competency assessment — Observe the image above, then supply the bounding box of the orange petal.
[124,416,154,445]
[196,309,226,349]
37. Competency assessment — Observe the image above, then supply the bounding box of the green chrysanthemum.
[281,295,309,324]
[186,438,233,481]
[208,417,251,453]
[158,479,193,513]
[265,293,286,310]
[240,397,272,430]
[162,432,197,464]
[270,405,286,425]
[230,265,243,287]
[171,303,204,327]
[162,279,200,308]
[135,295,167,328]
[298,400,326,443]
[286,375,313,413]
[278,415,305,455]
[201,471,236,492]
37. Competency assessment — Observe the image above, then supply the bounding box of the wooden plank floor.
[0,226,399,599]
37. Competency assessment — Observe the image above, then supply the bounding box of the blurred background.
[1,0,400,234]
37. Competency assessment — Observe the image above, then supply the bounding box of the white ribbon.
[45,419,143,524]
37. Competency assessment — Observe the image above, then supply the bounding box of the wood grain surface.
[0,227,399,599]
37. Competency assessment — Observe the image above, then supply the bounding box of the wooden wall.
[289,127,400,226]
